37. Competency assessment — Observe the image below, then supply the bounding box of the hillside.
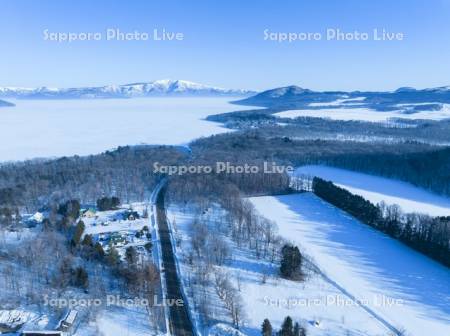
[235,85,450,114]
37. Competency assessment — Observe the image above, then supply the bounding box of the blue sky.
[1,0,450,91]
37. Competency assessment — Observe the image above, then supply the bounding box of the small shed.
[57,309,78,332]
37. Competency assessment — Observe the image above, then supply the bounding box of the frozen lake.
[0,97,250,162]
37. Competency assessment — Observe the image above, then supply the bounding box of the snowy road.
[150,179,170,335]
[155,187,195,336]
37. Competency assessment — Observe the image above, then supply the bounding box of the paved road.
[156,187,194,336]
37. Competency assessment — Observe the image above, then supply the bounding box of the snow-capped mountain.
[0,80,254,99]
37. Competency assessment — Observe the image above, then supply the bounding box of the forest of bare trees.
[165,171,310,330]
[1,127,448,219]
[0,145,185,211]
[191,130,450,197]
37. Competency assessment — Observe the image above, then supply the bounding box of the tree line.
[312,177,450,267]
[320,147,450,197]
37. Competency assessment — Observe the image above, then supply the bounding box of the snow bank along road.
[156,186,195,336]
[251,193,450,336]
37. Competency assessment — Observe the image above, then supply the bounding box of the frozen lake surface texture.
[0,97,251,161]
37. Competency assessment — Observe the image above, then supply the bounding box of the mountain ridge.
[234,85,450,110]
[0,79,255,99]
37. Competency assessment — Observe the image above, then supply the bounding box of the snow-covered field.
[308,96,367,107]
[168,205,389,336]
[89,307,154,336]
[250,193,450,336]
[71,305,159,336]
[82,207,147,236]
[275,103,450,122]
[0,97,254,162]
[295,165,450,216]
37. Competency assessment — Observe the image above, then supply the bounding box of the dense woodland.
[1,128,449,221]
[192,131,450,197]
[208,109,450,145]
[0,145,185,211]
[322,148,450,197]
[191,130,436,166]
[206,108,450,196]
[313,177,450,267]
